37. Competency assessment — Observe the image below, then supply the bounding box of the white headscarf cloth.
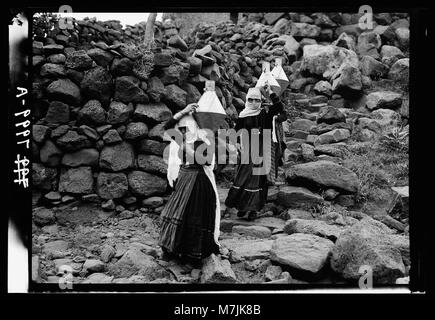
[238,87,263,118]
[165,114,221,247]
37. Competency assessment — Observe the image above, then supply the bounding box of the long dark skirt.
[225,161,268,212]
[158,165,219,260]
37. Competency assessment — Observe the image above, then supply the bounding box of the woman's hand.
[181,103,198,115]
[263,83,273,95]
[175,103,198,119]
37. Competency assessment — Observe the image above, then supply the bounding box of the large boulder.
[46,79,81,106]
[366,91,402,110]
[80,66,113,106]
[99,142,135,172]
[300,44,359,80]
[270,234,334,274]
[114,76,149,104]
[127,171,167,197]
[285,160,359,193]
[96,172,129,200]
[331,218,406,284]
[58,167,94,194]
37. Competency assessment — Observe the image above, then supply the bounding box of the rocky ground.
[31,12,410,287]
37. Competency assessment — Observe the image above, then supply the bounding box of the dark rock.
[87,48,114,67]
[99,142,135,172]
[357,32,382,59]
[32,163,58,191]
[331,62,362,95]
[276,186,324,209]
[153,52,174,67]
[80,66,113,106]
[107,101,134,125]
[317,106,346,125]
[40,140,62,167]
[44,101,70,125]
[134,103,172,124]
[115,76,149,104]
[33,125,50,144]
[124,122,149,140]
[285,160,359,193]
[331,218,406,284]
[78,100,106,125]
[46,79,81,106]
[62,148,99,167]
[43,44,64,55]
[56,130,92,152]
[137,154,167,176]
[58,166,94,194]
[78,125,99,141]
[284,219,344,242]
[137,139,167,156]
[270,234,334,273]
[110,57,134,76]
[182,83,202,105]
[128,171,167,197]
[33,207,56,226]
[65,50,94,70]
[97,172,129,200]
[200,254,237,283]
[163,84,187,110]
[40,63,67,78]
[146,77,166,102]
[186,56,202,75]
[102,129,122,144]
[366,91,402,110]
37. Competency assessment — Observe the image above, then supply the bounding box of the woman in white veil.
[158,103,221,267]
